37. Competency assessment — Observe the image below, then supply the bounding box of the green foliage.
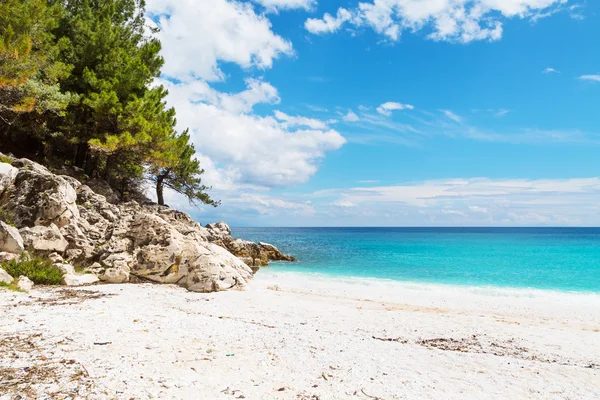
[2,256,63,285]
[0,281,24,292]
[150,129,219,207]
[0,0,215,207]
[0,155,12,164]
[0,208,15,226]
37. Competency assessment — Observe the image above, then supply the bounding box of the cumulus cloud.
[342,110,360,122]
[579,75,600,82]
[146,0,293,81]
[305,0,569,43]
[305,8,354,34]
[376,102,414,116]
[159,79,346,189]
[253,0,316,12]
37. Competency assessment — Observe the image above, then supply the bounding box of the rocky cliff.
[0,154,295,292]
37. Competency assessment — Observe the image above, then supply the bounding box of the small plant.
[0,281,24,292]
[0,208,16,227]
[0,155,12,164]
[2,256,63,285]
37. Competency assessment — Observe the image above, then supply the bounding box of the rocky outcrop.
[206,224,297,270]
[0,155,295,292]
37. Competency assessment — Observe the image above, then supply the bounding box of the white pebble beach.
[1,270,599,399]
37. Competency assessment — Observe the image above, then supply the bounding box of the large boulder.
[120,213,253,292]
[0,221,24,254]
[0,161,79,228]
[62,273,99,286]
[19,224,68,253]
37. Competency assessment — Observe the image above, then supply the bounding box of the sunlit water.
[232,227,600,293]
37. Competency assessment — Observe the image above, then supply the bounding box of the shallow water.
[232,227,600,293]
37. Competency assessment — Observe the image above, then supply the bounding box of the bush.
[2,256,63,285]
[0,155,12,164]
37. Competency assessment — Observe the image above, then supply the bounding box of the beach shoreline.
[1,271,599,399]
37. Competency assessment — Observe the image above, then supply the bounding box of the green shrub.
[2,256,63,285]
[0,155,12,164]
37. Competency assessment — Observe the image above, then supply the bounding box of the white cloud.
[342,110,360,122]
[376,102,414,116]
[159,78,280,114]
[579,75,600,82]
[331,200,357,208]
[253,0,316,12]
[160,79,346,188]
[305,0,569,43]
[440,109,462,122]
[469,205,488,213]
[305,8,354,34]
[495,109,510,117]
[543,67,560,74]
[313,177,600,226]
[146,0,293,81]
[274,110,330,130]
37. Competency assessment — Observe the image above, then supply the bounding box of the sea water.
[231,227,600,293]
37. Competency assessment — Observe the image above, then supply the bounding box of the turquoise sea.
[232,228,600,293]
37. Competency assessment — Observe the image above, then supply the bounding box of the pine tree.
[150,129,219,208]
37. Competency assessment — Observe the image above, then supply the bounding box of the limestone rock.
[0,163,80,228]
[0,221,24,254]
[55,263,75,275]
[0,160,18,192]
[17,275,33,291]
[62,273,99,286]
[0,157,296,293]
[98,253,132,283]
[0,268,13,284]
[20,224,68,253]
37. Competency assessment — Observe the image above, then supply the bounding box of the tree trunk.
[75,141,87,168]
[156,175,165,206]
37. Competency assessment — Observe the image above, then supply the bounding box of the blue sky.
[146,0,600,226]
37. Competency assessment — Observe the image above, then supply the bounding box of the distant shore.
[1,271,599,399]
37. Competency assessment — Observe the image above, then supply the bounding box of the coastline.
[2,271,599,399]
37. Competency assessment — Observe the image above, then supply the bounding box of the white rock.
[19,224,68,253]
[0,268,13,284]
[17,275,34,291]
[61,274,99,286]
[0,221,24,254]
[0,160,18,192]
[48,252,64,264]
[55,263,75,275]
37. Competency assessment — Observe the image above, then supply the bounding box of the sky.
[144,0,600,227]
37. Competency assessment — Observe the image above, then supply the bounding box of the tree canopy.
[0,0,216,208]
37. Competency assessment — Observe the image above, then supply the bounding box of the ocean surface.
[231,227,600,293]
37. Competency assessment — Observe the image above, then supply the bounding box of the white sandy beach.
[1,270,600,400]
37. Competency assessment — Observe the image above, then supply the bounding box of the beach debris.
[93,342,112,346]
[361,388,383,399]
[372,336,408,344]
[226,353,235,357]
